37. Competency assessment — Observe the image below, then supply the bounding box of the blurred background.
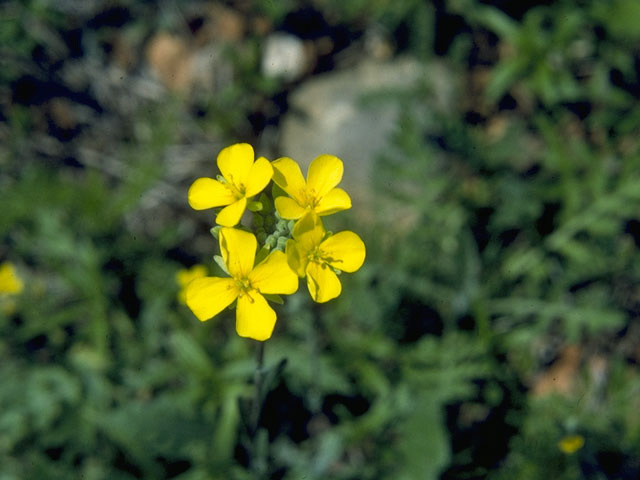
[2,0,640,478]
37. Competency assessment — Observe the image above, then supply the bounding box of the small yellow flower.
[176,264,208,304]
[286,213,365,303]
[0,262,23,296]
[271,154,351,220]
[188,143,273,226]
[186,228,298,341]
[558,434,585,454]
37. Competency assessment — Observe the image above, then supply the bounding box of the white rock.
[261,33,307,82]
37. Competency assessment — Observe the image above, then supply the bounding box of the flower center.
[302,188,319,208]
[230,183,246,199]
[235,277,253,293]
[219,174,246,200]
[308,246,326,265]
[225,174,246,199]
[235,278,258,303]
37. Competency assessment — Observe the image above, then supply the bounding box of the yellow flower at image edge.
[558,434,585,455]
[186,228,298,341]
[286,213,365,303]
[0,262,23,296]
[176,264,207,304]
[188,143,273,226]
[271,154,351,219]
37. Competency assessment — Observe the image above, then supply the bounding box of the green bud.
[248,201,263,212]
[257,232,267,244]
[253,214,264,227]
[276,236,288,250]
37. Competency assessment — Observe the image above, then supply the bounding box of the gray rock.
[279,57,454,220]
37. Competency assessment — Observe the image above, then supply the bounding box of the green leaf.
[397,395,450,480]
[263,293,284,304]
[210,226,222,239]
[213,255,229,275]
[486,59,524,102]
[473,5,519,38]
[254,246,271,265]
[169,331,216,378]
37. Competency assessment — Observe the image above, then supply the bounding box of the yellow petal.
[186,277,238,321]
[249,250,298,295]
[177,289,188,305]
[306,154,343,200]
[245,156,273,197]
[319,231,366,273]
[558,435,585,454]
[275,196,306,220]
[188,177,235,210]
[292,212,325,252]
[219,227,257,279]
[236,291,277,341]
[217,143,254,189]
[271,157,306,203]
[216,197,247,227]
[315,187,352,216]
[306,261,341,303]
[176,265,208,304]
[0,262,23,295]
[285,239,308,277]
[176,265,208,288]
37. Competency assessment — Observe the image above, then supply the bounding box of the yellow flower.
[286,213,365,303]
[186,228,298,341]
[188,143,273,226]
[271,154,351,220]
[0,262,23,296]
[558,434,584,454]
[176,264,208,304]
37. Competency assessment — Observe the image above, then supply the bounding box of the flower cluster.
[183,143,365,341]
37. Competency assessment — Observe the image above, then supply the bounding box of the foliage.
[1,0,639,479]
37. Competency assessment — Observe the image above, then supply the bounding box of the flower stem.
[249,341,267,476]
[251,341,265,435]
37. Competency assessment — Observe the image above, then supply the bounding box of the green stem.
[251,341,265,435]
[249,341,267,476]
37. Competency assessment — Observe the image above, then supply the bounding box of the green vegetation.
[1,0,639,478]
